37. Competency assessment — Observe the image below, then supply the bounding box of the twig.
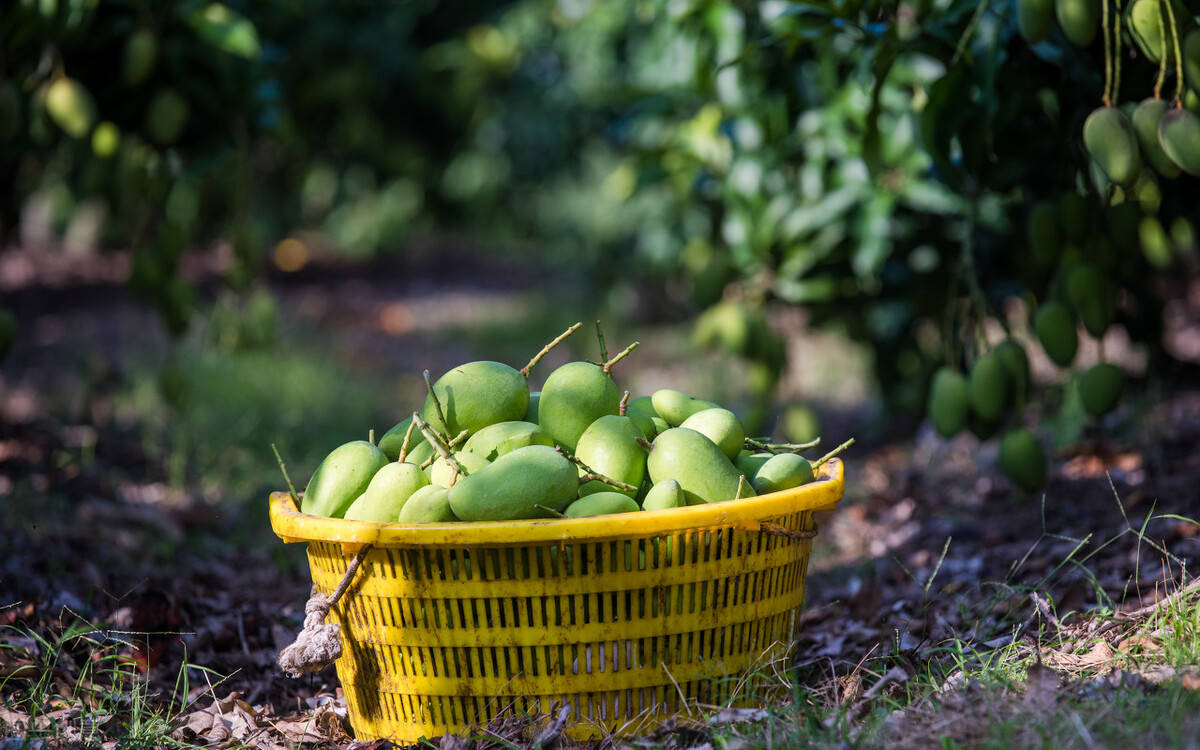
[619,390,630,416]
[735,475,749,500]
[271,443,300,504]
[602,341,639,373]
[423,370,449,432]
[397,419,418,463]
[522,322,582,376]
[412,413,465,486]
[744,437,821,454]
[595,320,608,364]
[367,428,375,445]
[534,504,566,518]
[635,437,653,451]
[1116,576,1200,620]
[1162,0,1184,103]
[558,446,639,492]
[812,437,855,469]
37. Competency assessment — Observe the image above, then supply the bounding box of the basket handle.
[277,543,372,677]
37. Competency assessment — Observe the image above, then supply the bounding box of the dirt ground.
[1,245,1197,748]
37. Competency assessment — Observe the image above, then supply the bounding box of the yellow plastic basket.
[269,458,844,743]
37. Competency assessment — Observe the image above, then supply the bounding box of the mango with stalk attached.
[420,361,529,437]
[447,445,578,521]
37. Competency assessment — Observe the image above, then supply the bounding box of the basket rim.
[270,457,843,547]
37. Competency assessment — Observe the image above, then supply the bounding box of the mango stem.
[744,437,821,454]
[557,446,639,492]
[423,369,449,433]
[397,419,418,463]
[534,504,567,519]
[271,443,300,505]
[521,322,582,376]
[735,474,749,500]
[635,437,653,451]
[595,320,608,363]
[602,341,640,373]
[812,437,855,469]
[619,390,630,416]
[412,412,467,486]
[447,429,469,448]
[368,428,375,445]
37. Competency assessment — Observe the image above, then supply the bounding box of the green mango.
[1055,0,1099,46]
[447,445,578,521]
[650,416,669,434]
[575,414,647,497]
[782,404,821,445]
[693,300,753,355]
[537,361,619,452]
[993,339,1030,407]
[1028,201,1060,265]
[0,308,15,361]
[1185,30,1200,92]
[751,453,814,495]
[1084,107,1141,185]
[679,408,745,460]
[1079,363,1125,416]
[646,428,751,505]
[998,429,1046,492]
[301,440,389,518]
[1018,0,1055,42]
[1140,215,1173,268]
[91,121,120,157]
[146,89,189,145]
[421,361,529,437]
[1132,97,1180,178]
[629,396,658,417]
[734,451,773,478]
[1034,302,1078,367]
[563,491,641,518]
[44,77,96,138]
[642,479,685,511]
[1065,263,1114,337]
[1058,192,1088,242]
[1172,217,1196,251]
[344,462,429,522]
[1158,108,1200,176]
[429,451,489,488]
[928,368,969,438]
[123,29,158,86]
[524,391,540,422]
[378,417,429,461]
[463,420,553,461]
[396,484,458,523]
[651,389,720,426]
[968,353,1008,423]
[626,406,658,439]
[1126,0,1172,63]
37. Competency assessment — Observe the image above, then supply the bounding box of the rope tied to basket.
[278,544,372,678]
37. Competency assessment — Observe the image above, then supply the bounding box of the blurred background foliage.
[2,0,1198,427]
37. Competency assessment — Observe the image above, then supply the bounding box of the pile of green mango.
[294,324,850,523]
